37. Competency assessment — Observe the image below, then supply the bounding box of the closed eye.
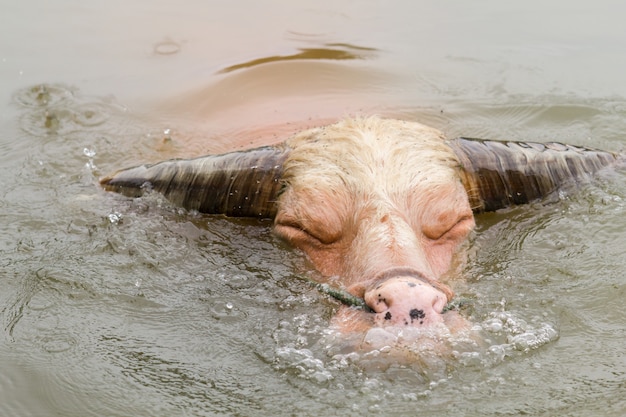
[274,219,341,246]
[423,215,474,241]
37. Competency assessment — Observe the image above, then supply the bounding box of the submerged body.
[101,117,619,332]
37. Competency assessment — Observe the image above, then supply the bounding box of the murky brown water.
[1,1,625,416]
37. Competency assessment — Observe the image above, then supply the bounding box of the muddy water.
[1,1,625,416]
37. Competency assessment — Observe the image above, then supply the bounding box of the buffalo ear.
[100,145,290,218]
[448,138,619,212]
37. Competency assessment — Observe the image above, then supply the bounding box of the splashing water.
[83,147,96,158]
[107,212,123,224]
[478,311,559,357]
[163,128,172,142]
[269,304,560,386]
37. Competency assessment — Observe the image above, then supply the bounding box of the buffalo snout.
[363,270,449,327]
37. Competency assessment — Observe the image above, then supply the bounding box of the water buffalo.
[100,117,619,331]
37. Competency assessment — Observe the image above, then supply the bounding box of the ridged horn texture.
[448,138,619,212]
[100,146,289,218]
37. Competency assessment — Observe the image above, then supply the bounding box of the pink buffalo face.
[273,118,475,329]
[275,183,474,329]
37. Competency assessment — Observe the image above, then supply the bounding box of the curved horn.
[448,138,619,212]
[100,146,289,218]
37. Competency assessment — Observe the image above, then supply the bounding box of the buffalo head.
[101,117,618,330]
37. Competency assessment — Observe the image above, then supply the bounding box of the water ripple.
[12,83,76,108]
[19,102,110,137]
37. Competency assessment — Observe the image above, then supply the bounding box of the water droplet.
[83,147,96,158]
[161,128,173,143]
[107,212,123,224]
[84,160,97,171]
[135,278,142,288]
[225,302,233,310]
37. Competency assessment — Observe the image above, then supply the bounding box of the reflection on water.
[218,43,377,73]
[158,58,402,155]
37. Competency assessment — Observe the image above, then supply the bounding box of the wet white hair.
[282,116,461,199]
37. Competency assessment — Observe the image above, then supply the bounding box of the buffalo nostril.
[409,308,426,325]
[409,308,425,320]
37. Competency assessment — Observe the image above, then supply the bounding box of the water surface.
[1,1,625,416]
